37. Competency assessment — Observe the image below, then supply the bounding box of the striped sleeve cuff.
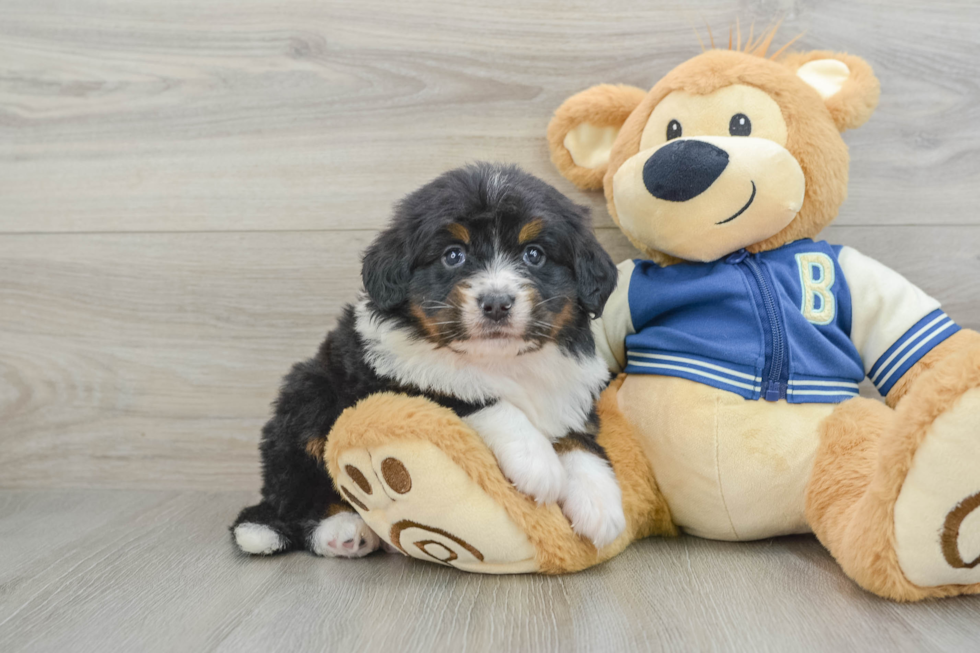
[868,309,960,396]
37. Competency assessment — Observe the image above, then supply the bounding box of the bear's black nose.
[642,140,729,202]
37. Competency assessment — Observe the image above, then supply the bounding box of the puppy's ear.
[574,229,618,319]
[361,227,411,311]
[548,84,647,191]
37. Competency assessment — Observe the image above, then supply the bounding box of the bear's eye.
[729,113,751,136]
[666,119,682,141]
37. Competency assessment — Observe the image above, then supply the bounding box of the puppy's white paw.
[495,436,566,505]
[310,512,381,558]
[464,401,566,504]
[234,522,286,555]
[559,450,626,549]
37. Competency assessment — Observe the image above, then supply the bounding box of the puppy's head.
[362,163,617,358]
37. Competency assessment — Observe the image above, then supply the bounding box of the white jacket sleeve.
[838,247,958,396]
[590,259,637,374]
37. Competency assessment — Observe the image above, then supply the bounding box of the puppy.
[232,163,626,558]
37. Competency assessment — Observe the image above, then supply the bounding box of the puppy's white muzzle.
[459,257,531,341]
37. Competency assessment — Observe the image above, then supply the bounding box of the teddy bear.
[323,36,980,602]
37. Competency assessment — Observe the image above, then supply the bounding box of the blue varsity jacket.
[594,239,959,404]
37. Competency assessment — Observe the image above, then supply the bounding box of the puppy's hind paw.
[234,522,286,555]
[559,450,626,549]
[310,512,381,558]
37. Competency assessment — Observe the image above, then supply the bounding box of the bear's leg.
[322,380,675,574]
[806,397,900,596]
[327,402,547,574]
[806,346,980,600]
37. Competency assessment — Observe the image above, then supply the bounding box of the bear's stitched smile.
[715,181,757,225]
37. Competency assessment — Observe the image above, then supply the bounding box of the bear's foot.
[323,389,669,574]
[332,438,541,573]
[808,337,980,601]
[894,387,980,587]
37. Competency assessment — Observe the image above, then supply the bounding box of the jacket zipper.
[727,249,785,401]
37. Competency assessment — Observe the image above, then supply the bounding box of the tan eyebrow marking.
[519,218,544,244]
[446,223,470,244]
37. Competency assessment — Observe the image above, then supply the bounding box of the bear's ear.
[547,84,647,190]
[780,51,880,132]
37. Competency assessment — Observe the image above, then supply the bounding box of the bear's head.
[548,39,880,265]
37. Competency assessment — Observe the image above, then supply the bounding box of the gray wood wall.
[3,0,979,491]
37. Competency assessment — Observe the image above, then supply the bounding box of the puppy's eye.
[443,246,466,268]
[729,113,751,136]
[523,245,545,267]
[666,119,682,141]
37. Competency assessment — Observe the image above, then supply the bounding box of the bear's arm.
[882,330,980,406]
[591,259,637,373]
[838,246,960,401]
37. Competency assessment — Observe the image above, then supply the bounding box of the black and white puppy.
[232,163,625,559]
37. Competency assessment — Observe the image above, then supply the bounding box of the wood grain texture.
[3,1,980,648]
[2,0,980,490]
[0,490,976,653]
[2,227,979,489]
[0,230,367,489]
[1,0,979,233]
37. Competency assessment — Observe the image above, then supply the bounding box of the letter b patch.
[796,253,836,325]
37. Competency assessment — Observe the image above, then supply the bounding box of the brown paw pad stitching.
[942,491,980,570]
[345,464,373,495]
[381,457,412,494]
[389,519,484,564]
[341,487,369,512]
[416,541,457,563]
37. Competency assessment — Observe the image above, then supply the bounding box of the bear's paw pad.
[334,440,541,573]
[895,387,980,586]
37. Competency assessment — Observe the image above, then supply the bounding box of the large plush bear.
[324,38,980,601]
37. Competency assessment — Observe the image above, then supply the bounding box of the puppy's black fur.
[232,163,617,555]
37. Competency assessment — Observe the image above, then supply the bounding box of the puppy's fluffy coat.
[232,163,625,558]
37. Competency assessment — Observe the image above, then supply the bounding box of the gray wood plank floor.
[3,0,980,650]
[0,490,977,653]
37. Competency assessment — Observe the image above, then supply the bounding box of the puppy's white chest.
[356,303,607,437]
[495,381,581,439]
[481,347,608,439]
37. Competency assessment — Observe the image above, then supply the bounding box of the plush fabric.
[547,84,647,191]
[326,377,676,574]
[580,49,853,265]
[324,36,979,601]
[807,331,980,600]
[618,374,833,540]
[544,37,978,600]
[779,51,880,132]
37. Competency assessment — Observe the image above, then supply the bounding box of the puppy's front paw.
[310,512,381,558]
[495,437,566,505]
[559,451,626,549]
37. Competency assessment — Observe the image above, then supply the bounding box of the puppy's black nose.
[643,139,729,202]
[479,294,514,322]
